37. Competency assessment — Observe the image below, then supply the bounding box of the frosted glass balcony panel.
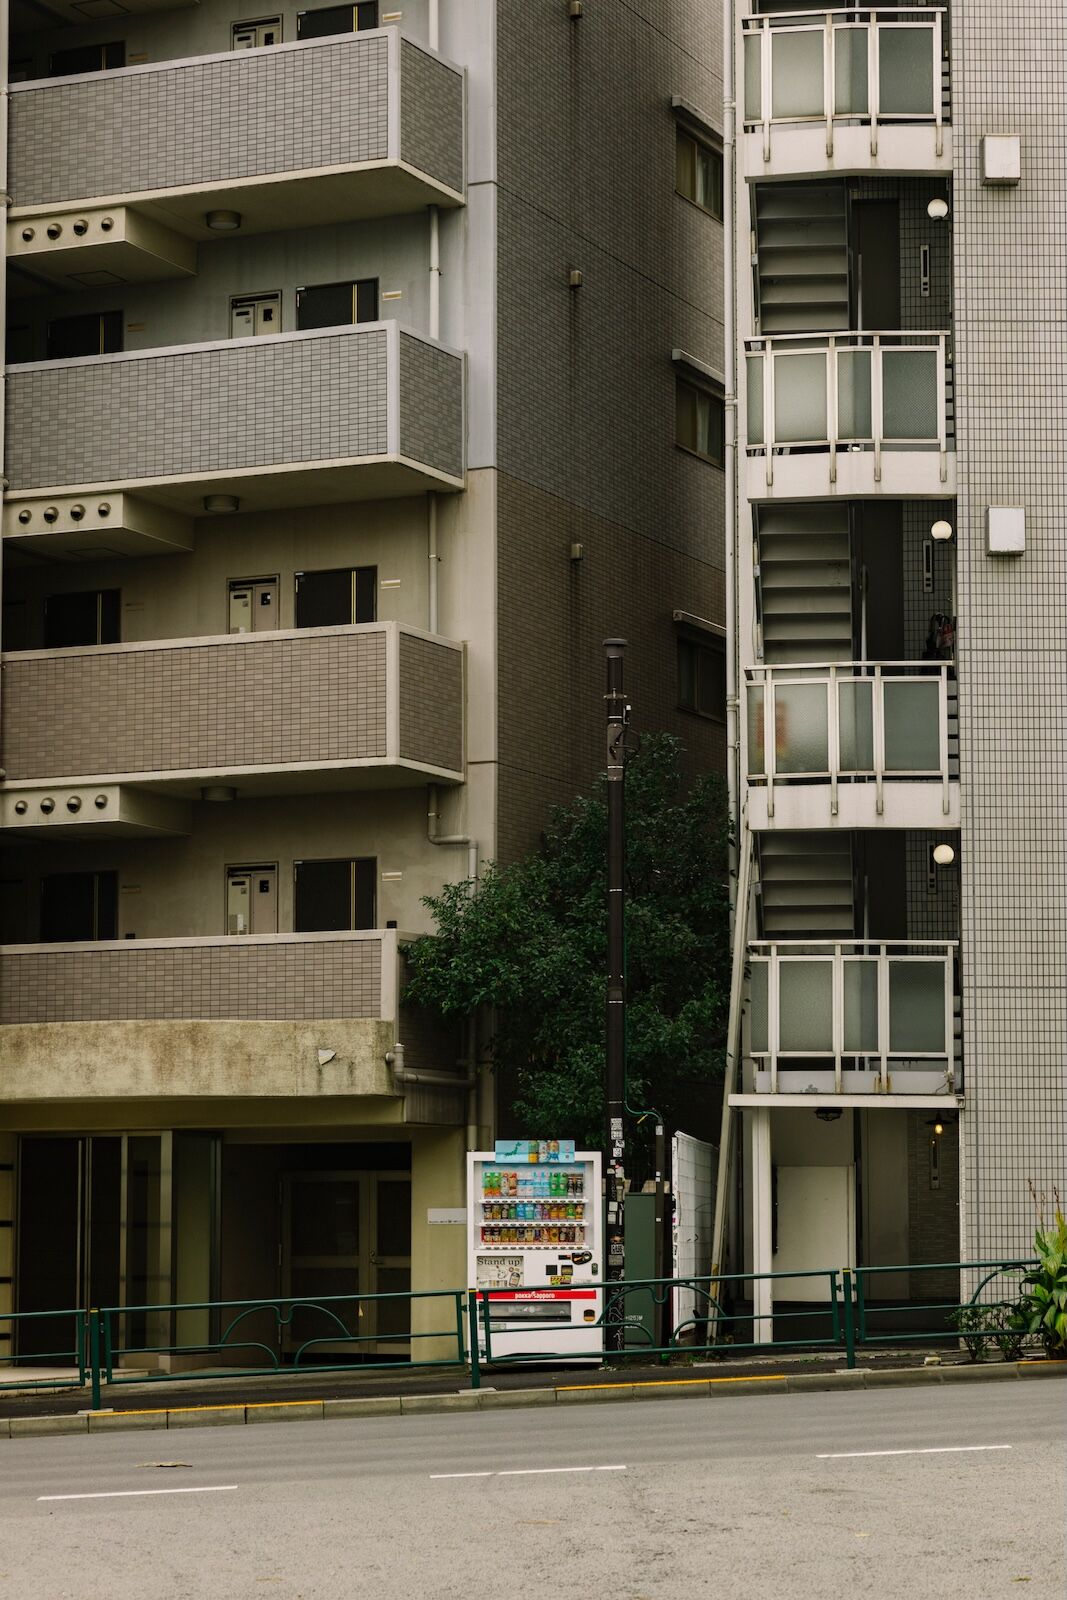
[779,961,833,1052]
[879,27,935,116]
[884,680,941,770]
[836,349,872,439]
[834,27,869,115]
[747,357,765,446]
[749,961,769,1054]
[747,686,767,775]
[771,30,824,119]
[888,961,946,1053]
[838,681,874,770]
[843,960,878,1053]
[774,683,829,773]
[774,353,827,443]
[744,34,762,121]
[882,350,938,440]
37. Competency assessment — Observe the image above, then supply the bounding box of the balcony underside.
[741,123,952,182]
[747,779,960,832]
[746,448,955,502]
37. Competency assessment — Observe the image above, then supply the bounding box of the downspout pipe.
[427,782,478,887]
[427,202,441,633]
[0,0,9,756]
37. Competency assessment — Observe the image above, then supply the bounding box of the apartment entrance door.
[280,1172,411,1358]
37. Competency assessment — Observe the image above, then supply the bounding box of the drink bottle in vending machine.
[466,1148,603,1362]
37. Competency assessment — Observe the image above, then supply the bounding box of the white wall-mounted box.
[981,135,1021,185]
[986,505,1026,554]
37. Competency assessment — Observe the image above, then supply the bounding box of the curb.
[2,1360,1063,1440]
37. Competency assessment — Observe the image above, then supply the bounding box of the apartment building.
[717,0,1066,1333]
[0,1,726,1362]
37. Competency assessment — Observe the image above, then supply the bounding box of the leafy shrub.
[1018,1188,1067,1358]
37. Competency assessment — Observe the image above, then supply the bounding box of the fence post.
[466,1291,481,1391]
[841,1268,856,1370]
[89,1309,102,1411]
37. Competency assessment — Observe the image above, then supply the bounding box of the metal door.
[228,578,278,634]
[232,17,281,48]
[230,293,281,339]
[226,866,277,935]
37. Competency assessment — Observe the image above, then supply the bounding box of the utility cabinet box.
[986,505,1026,554]
[981,134,1021,185]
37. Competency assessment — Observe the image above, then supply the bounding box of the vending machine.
[466,1143,603,1362]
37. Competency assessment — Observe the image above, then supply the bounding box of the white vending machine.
[466,1143,603,1362]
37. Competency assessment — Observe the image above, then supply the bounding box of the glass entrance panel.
[283,1175,362,1356]
[879,27,934,116]
[771,29,823,118]
[888,961,946,1053]
[774,683,829,773]
[778,961,833,1052]
[882,350,938,440]
[122,1134,172,1355]
[838,680,874,770]
[883,680,941,770]
[774,353,827,443]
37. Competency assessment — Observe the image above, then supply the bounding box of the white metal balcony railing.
[746,662,956,817]
[747,939,958,1094]
[746,331,951,486]
[742,7,947,159]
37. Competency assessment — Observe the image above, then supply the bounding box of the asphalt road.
[3,1384,1064,1600]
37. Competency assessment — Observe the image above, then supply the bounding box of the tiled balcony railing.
[8,31,464,219]
[0,622,464,792]
[746,662,957,818]
[743,8,947,142]
[747,939,958,1095]
[745,331,953,496]
[0,929,397,1025]
[4,323,465,516]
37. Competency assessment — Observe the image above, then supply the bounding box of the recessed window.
[48,41,125,77]
[676,127,723,220]
[676,379,724,467]
[296,2,378,39]
[678,636,726,722]
[40,872,118,942]
[294,858,377,932]
[295,567,377,628]
[46,311,123,361]
[44,589,120,648]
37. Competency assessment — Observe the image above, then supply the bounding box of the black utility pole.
[604,639,628,1350]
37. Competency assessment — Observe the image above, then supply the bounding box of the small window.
[44,589,120,648]
[294,858,377,932]
[40,872,118,942]
[295,567,377,628]
[676,379,725,467]
[46,311,123,361]
[678,636,726,722]
[676,127,723,219]
[296,2,378,40]
[296,279,379,331]
[48,41,125,77]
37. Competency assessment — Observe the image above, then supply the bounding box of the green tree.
[404,734,731,1153]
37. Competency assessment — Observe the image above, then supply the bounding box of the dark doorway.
[15,1137,121,1356]
[852,200,900,329]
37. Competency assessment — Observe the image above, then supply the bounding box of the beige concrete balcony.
[744,331,955,501]
[3,323,465,546]
[744,662,960,830]
[7,31,464,288]
[740,8,951,180]
[0,929,400,1102]
[730,938,960,1106]
[0,622,464,809]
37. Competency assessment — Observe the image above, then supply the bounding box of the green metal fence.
[0,1257,1045,1403]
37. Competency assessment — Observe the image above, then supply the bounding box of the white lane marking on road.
[816,1445,1013,1460]
[38,1485,239,1502]
[431,1465,626,1480]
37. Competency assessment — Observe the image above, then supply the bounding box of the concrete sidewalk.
[2,1355,1063,1439]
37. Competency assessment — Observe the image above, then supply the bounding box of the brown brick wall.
[0,936,384,1024]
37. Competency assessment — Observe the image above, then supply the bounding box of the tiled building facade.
[0,0,725,1363]
[716,0,1066,1328]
